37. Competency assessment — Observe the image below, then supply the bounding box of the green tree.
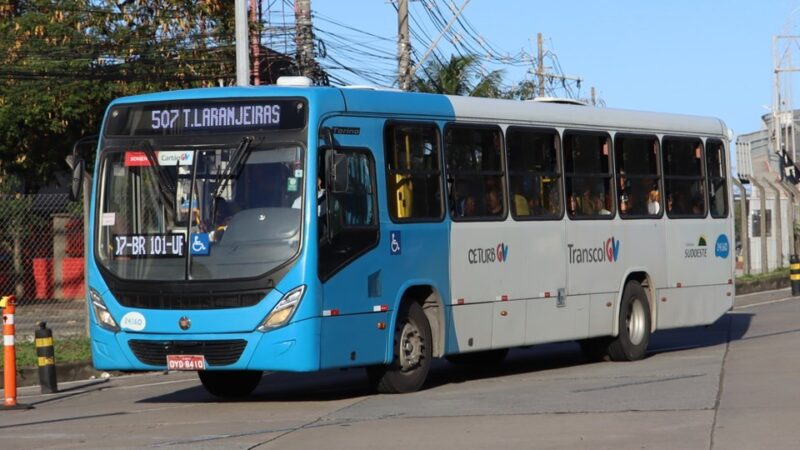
[0,0,236,192]
[412,54,504,98]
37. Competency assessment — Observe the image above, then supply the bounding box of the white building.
[735,113,800,273]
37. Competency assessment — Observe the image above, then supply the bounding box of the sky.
[306,0,800,154]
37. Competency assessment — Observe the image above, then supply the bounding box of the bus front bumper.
[90,317,321,372]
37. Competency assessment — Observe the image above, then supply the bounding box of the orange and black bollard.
[1,295,32,409]
[35,322,58,393]
[791,255,800,297]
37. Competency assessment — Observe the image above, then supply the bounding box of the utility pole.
[295,0,315,79]
[397,0,411,90]
[250,0,261,85]
[528,32,582,99]
[235,0,250,86]
[537,32,544,97]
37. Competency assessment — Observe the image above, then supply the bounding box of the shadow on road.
[137,311,753,404]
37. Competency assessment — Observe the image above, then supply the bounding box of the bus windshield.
[95,138,305,281]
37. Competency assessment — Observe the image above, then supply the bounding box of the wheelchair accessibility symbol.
[390,231,401,256]
[190,233,210,256]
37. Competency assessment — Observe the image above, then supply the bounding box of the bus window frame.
[383,120,446,224]
[563,129,615,221]
[614,133,664,220]
[505,126,565,221]
[444,122,508,222]
[705,138,729,219]
[663,136,707,219]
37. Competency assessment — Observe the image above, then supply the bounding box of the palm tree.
[412,54,504,98]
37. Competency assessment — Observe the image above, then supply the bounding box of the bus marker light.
[543,292,551,298]
[726,292,732,297]
[377,322,386,330]
[322,309,339,317]
[676,282,682,288]
[372,305,388,312]
[457,298,465,305]
[500,310,508,316]
[728,279,733,285]
[497,295,508,302]
[606,302,612,308]
[661,297,667,303]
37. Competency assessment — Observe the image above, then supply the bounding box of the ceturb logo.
[468,243,509,264]
[568,237,620,264]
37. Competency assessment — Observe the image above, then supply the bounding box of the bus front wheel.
[198,370,263,398]
[367,301,432,394]
[608,281,651,361]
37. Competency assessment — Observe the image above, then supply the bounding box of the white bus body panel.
[448,220,568,352]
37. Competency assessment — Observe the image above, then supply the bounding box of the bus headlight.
[90,288,120,332]
[258,285,305,331]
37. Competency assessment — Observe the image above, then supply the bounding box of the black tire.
[446,349,508,366]
[367,302,432,394]
[198,370,263,398]
[578,337,611,362]
[607,281,651,361]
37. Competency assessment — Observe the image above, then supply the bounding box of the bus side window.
[706,139,728,218]
[614,134,661,218]
[563,132,613,219]
[384,123,443,221]
[663,137,705,218]
[445,125,505,220]
[506,127,562,219]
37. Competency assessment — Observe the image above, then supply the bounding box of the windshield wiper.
[141,140,176,213]
[211,136,253,202]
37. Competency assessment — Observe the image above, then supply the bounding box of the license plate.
[166,354,206,371]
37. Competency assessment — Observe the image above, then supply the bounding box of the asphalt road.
[1,290,798,449]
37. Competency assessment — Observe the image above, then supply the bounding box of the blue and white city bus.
[78,77,734,396]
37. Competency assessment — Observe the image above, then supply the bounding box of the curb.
[0,361,115,389]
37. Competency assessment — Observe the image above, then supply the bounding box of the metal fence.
[0,193,86,338]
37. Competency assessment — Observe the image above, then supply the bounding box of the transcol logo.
[467,242,509,264]
[568,237,620,264]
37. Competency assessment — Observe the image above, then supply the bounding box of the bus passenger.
[594,192,611,215]
[514,192,530,216]
[485,189,502,215]
[568,193,579,217]
[618,169,631,214]
[647,187,661,215]
[461,195,478,217]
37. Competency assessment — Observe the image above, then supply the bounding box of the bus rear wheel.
[608,281,651,361]
[367,301,432,394]
[198,370,263,398]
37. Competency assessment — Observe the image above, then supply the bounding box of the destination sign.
[113,234,186,258]
[105,100,306,136]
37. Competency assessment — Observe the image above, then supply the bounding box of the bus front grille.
[116,292,265,310]
[128,340,248,366]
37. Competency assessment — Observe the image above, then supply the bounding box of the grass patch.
[0,335,91,369]
[736,267,789,283]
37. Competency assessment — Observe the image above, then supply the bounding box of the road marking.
[734,296,796,310]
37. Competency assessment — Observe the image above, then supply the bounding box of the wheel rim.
[399,320,424,372]
[626,298,646,346]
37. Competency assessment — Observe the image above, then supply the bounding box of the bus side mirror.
[70,158,85,202]
[330,152,349,194]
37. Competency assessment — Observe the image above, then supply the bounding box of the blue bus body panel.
[315,90,455,369]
